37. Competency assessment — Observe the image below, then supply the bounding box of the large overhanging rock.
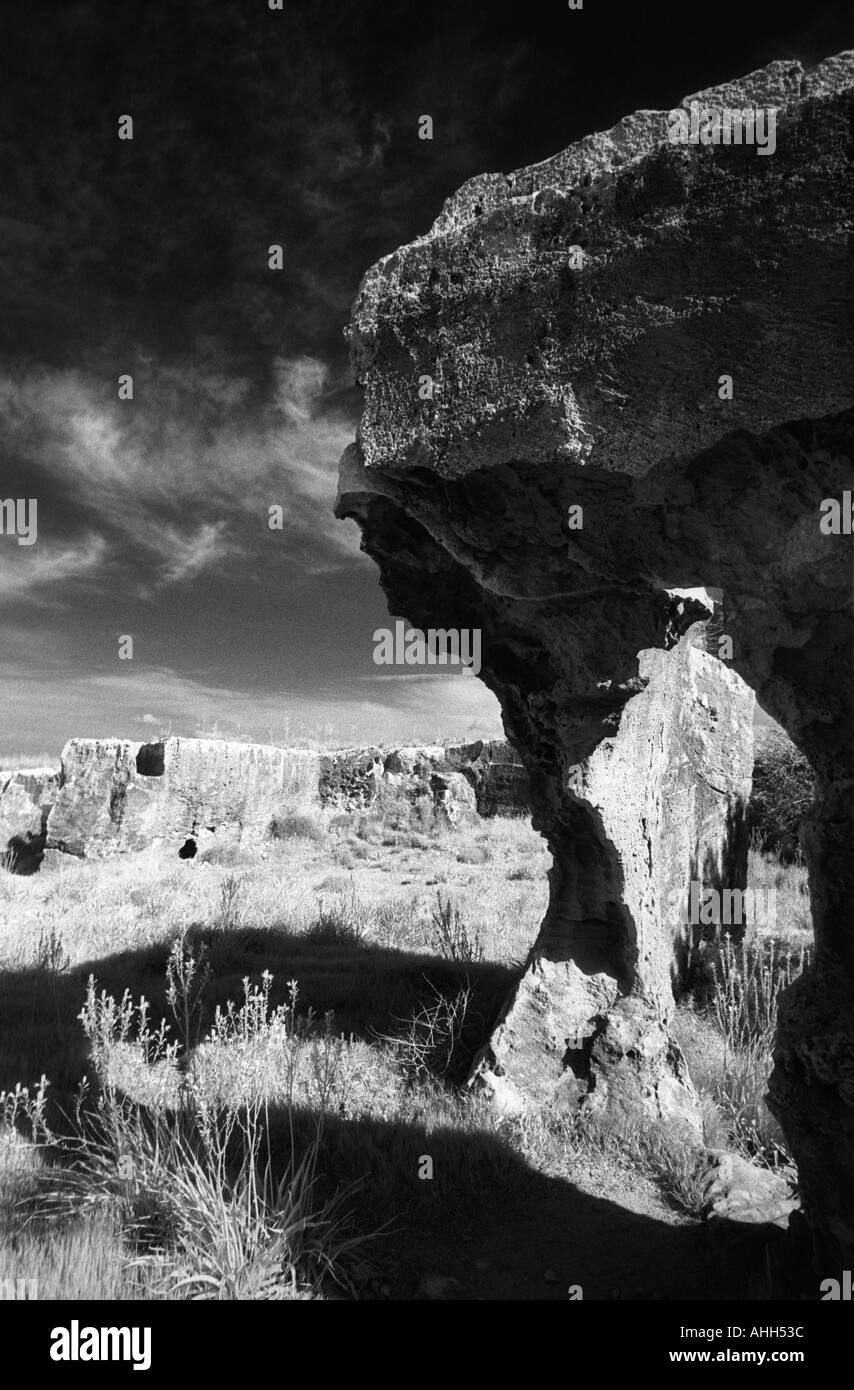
[337,53,854,1256]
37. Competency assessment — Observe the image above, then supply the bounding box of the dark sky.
[0,0,850,755]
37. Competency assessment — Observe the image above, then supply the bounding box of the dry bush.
[268,810,325,843]
[1,952,375,1300]
[375,981,476,1085]
[306,890,372,945]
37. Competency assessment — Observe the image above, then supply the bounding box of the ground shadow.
[0,927,520,1106]
[0,927,807,1300]
[260,1100,790,1300]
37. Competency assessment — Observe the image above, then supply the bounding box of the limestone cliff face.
[0,768,59,846]
[337,53,854,1257]
[0,736,528,861]
[46,738,321,858]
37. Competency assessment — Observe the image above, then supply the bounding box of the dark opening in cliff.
[136,743,165,777]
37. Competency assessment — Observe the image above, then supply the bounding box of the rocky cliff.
[45,738,321,859]
[0,767,58,838]
[337,52,854,1260]
[0,736,531,861]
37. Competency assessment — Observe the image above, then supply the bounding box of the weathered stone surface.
[471,642,752,1124]
[46,738,321,858]
[10,736,528,862]
[319,740,528,821]
[336,52,854,1255]
[0,767,59,848]
[701,1151,799,1231]
[445,738,531,817]
[319,746,384,807]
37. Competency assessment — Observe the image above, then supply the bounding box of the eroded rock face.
[475,643,752,1127]
[46,738,321,858]
[337,53,854,1255]
[445,739,531,817]
[18,736,527,861]
[320,739,529,821]
[0,767,59,871]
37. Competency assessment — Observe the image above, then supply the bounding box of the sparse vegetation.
[428,893,484,964]
[268,810,325,843]
[674,848,810,1171]
[0,788,812,1300]
[747,725,814,861]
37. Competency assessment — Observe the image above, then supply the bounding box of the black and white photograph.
[0,0,853,1351]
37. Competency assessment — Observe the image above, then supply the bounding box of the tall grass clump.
[2,949,373,1300]
[429,893,483,964]
[707,935,808,1165]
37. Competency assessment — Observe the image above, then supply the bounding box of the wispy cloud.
[0,658,503,757]
[0,532,108,603]
[0,352,362,606]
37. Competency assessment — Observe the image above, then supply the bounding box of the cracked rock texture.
[337,52,854,1258]
[474,643,752,1127]
[45,738,321,858]
[0,768,59,846]
[4,737,528,861]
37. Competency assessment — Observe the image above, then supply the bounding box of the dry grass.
[0,793,814,1299]
[0,811,547,1299]
[674,843,811,1169]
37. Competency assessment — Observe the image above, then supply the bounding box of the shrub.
[429,894,483,965]
[33,1089,367,1300]
[711,936,807,1054]
[268,811,324,843]
[634,1122,710,1217]
[748,726,814,860]
[456,845,490,865]
[212,874,246,935]
[677,935,808,1166]
[306,890,371,945]
[20,954,373,1299]
[377,982,476,1085]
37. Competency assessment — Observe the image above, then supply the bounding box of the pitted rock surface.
[337,53,854,1257]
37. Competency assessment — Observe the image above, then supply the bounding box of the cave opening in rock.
[136,742,165,777]
[178,837,197,859]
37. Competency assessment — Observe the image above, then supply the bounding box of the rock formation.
[320,739,530,820]
[0,736,529,863]
[0,767,59,849]
[475,642,752,1126]
[336,53,854,1258]
[46,738,321,859]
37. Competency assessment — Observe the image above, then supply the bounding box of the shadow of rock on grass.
[0,934,801,1303]
[269,1103,786,1301]
[0,927,520,1111]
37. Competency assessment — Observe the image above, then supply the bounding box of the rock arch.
[337,54,854,1260]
